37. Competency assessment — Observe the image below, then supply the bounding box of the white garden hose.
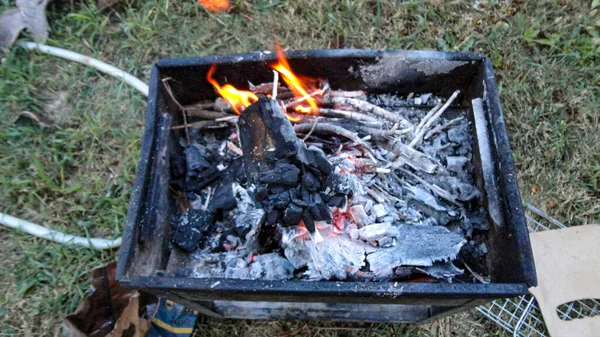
[0,212,122,249]
[16,41,149,96]
[0,42,149,249]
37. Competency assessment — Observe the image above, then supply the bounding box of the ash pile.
[166,56,490,283]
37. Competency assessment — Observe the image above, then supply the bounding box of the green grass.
[0,0,598,335]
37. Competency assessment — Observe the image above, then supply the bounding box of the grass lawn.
[0,0,598,335]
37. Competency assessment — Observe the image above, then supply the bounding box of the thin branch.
[302,116,319,141]
[424,117,464,140]
[409,90,460,148]
[185,109,232,120]
[318,108,380,123]
[162,78,189,144]
[294,123,367,146]
[329,96,412,129]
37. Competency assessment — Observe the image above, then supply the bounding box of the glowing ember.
[271,44,322,115]
[206,65,257,114]
[198,0,229,12]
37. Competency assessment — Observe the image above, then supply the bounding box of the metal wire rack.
[476,204,600,337]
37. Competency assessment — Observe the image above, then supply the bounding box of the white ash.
[283,225,366,280]
[366,225,466,278]
[417,261,464,281]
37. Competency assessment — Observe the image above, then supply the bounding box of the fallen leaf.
[0,0,49,48]
[547,200,558,208]
[530,184,541,195]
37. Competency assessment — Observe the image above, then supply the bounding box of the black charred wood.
[185,145,211,173]
[172,209,214,252]
[208,182,237,212]
[239,97,301,184]
[260,162,301,186]
[327,195,346,208]
[301,170,321,192]
[283,203,303,226]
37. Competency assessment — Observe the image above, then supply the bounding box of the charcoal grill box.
[116,50,537,323]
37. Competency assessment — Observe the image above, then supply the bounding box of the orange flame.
[207,65,257,114]
[198,0,229,12]
[271,44,322,115]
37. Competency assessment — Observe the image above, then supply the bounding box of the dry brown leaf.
[0,0,49,48]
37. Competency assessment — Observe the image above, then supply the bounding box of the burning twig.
[328,96,412,129]
[409,90,460,148]
[272,70,279,99]
[285,88,325,108]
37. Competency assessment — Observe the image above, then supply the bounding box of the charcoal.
[302,208,316,234]
[296,146,316,167]
[175,268,193,277]
[185,145,211,172]
[239,98,301,183]
[283,203,303,226]
[315,201,333,223]
[254,186,267,202]
[309,146,334,175]
[470,210,490,230]
[269,190,291,209]
[301,170,321,192]
[170,152,186,178]
[172,209,213,252]
[260,162,300,186]
[327,195,346,208]
[208,182,237,212]
[266,209,280,225]
[185,167,220,193]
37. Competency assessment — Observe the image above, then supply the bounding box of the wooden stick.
[162,78,189,143]
[414,101,442,135]
[293,123,367,146]
[285,89,325,108]
[424,117,464,140]
[185,109,232,120]
[329,90,366,98]
[171,121,229,130]
[302,117,319,141]
[328,96,412,129]
[385,138,438,174]
[318,108,380,123]
[394,168,460,206]
[409,90,460,148]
